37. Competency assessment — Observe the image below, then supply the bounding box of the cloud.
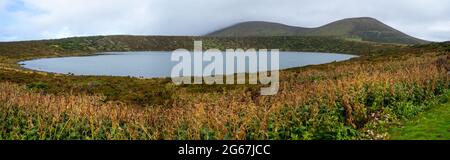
[0,0,449,42]
[1,0,158,40]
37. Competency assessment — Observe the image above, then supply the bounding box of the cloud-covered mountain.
[207,17,429,45]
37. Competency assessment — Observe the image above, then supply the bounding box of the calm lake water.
[20,51,357,78]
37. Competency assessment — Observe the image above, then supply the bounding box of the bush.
[26,82,49,91]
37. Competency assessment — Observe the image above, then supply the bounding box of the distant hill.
[207,21,309,37]
[207,17,429,45]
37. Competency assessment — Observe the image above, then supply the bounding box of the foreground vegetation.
[1,36,440,107]
[0,37,448,139]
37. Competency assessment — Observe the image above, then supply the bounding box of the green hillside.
[207,17,430,45]
[0,35,405,60]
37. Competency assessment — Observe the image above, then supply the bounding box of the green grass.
[389,92,450,140]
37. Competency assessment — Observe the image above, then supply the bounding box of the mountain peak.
[207,17,429,45]
[341,17,378,20]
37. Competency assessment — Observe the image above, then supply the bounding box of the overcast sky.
[0,0,449,42]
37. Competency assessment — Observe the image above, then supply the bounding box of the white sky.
[0,0,449,42]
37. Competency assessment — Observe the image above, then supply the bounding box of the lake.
[20,51,357,78]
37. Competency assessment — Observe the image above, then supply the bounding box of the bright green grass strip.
[389,92,450,140]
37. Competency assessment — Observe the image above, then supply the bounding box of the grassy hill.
[207,17,430,45]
